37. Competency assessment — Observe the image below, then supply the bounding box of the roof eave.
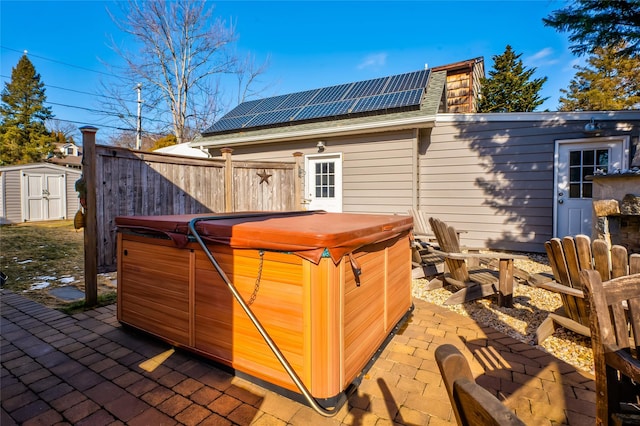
[191,114,436,148]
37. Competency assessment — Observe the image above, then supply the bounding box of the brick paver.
[1,289,596,424]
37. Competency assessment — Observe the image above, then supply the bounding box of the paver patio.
[1,289,596,425]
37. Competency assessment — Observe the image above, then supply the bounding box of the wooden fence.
[81,130,303,279]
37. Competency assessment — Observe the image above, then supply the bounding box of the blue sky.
[1,0,581,143]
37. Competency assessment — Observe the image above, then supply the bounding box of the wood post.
[80,126,98,307]
[293,152,304,210]
[221,148,233,212]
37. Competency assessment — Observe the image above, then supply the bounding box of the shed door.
[555,137,627,238]
[23,172,66,221]
[305,153,343,212]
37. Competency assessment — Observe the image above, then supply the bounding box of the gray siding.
[2,169,22,224]
[0,164,81,225]
[198,112,639,253]
[420,117,640,253]
[0,172,4,224]
[65,171,80,219]
[208,130,418,214]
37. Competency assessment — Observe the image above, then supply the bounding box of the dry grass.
[0,220,116,311]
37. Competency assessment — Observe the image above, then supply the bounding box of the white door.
[555,137,628,238]
[24,173,44,221]
[23,173,66,221]
[305,153,343,212]
[45,174,65,219]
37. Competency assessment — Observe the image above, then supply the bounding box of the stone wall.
[592,174,640,254]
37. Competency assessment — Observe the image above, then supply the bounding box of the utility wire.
[1,45,127,80]
[45,100,173,126]
[46,101,136,119]
[1,47,198,134]
[49,117,136,132]
[0,74,135,104]
[1,73,174,127]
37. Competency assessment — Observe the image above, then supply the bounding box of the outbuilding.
[0,163,82,224]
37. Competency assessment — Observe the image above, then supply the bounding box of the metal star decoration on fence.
[257,169,272,184]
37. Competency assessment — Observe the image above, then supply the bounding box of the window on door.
[314,162,335,198]
[568,149,609,199]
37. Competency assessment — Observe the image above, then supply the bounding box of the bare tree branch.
[100,0,268,143]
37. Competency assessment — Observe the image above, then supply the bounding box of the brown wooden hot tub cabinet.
[116,211,413,402]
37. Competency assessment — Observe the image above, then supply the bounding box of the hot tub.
[115,211,413,405]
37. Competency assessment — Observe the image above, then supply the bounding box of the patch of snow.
[17,259,33,264]
[29,282,51,290]
[59,277,75,284]
[35,275,57,281]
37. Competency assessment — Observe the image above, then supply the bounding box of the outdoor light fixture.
[316,141,326,152]
[584,117,601,136]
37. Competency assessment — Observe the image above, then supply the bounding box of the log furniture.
[407,208,444,281]
[115,211,413,406]
[435,344,525,426]
[428,217,526,307]
[580,270,640,426]
[533,235,640,344]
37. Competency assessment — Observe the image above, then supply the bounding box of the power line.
[1,73,174,127]
[46,101,135,119]
[0,48,205,134]
[1,45,126,80]
[0,74,133,104]
[45,100,173,126]
[48,117,136,132]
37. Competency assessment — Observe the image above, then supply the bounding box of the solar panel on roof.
[345,77,389,99]
[295,100,354,121]
[311,83,352,104]
[384,69,429,93]
[223,99,263,118]
[250,94,289,113]
[209,116,253,132]
[278,90,319,109]
[204,68,431,134]
[352,88,423,114]
[245,108,299,127]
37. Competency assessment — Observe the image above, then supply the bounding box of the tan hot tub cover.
[115,211,414,264]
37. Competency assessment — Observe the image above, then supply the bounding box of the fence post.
[80,126,98,307]
[221,148,233,212]
[293,152,304,210]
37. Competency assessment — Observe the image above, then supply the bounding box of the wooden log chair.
[408,208,445,283]
[408,207,437,243]
[435,344,525,426]
[580,270,640,426]
[428,217,526,307]
[533,235,640,344]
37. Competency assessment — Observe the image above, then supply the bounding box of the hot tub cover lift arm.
[188,215,343,417]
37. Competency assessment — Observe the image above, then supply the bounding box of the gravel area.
[412,253,594,374]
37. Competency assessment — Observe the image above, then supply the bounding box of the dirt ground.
[0,220,117,311]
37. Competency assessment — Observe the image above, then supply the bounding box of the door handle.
[558,199,564,204]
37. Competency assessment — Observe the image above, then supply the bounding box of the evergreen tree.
[0,54,55,165]
[559,44,640,111]
[544,0,640,56]
[477,45,548,113]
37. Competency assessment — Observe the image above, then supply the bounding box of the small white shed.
[0,163,82,225]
